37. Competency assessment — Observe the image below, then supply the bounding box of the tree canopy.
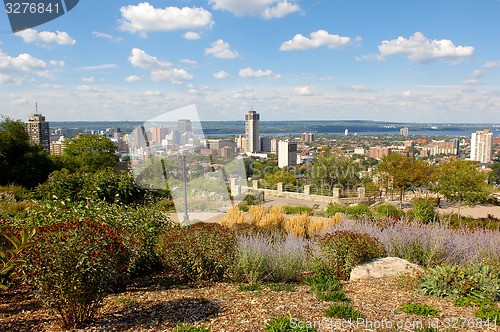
[0,116,55,188]
[62,134,118,172]
[436,159,490,207]
[375,154,433,208]
[305,152,361,193]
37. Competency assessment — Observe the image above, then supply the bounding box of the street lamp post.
[182,153,189,222]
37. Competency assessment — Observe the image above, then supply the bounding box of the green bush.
[282,205,313,215]
[266,315,317,331]
[392,238,446,267]
[172,324,210,332]
[411,199,437,223]
[420,264,500,301]
[476,304,500,323]
[399,302,438,316]
[313,230,386,280]
[323,204,371,219]
[154,222,236,282]
[304,264,349,302]
[324,303,362,320]
[22,219,130,329]
[373,204,403,220]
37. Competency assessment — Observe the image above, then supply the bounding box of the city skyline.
[1,1,500,123]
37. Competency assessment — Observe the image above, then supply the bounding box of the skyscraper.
[470,130,493,163]
[177,119,192,134]
[25,113,50,153]
[278,140,297,168]
[245,110,260,153]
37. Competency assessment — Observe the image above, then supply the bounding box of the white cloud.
[403,90,412,97]
[128,48,193,84]
[0,49,47,72]
[239,67,272,78]
[92,31,122,42]
[0,73,21,84]
[125,75,141,82]
[78,85,102,93]
[358,32,474,63]
[209,0,299,18]
[280,30,351,51]
[49,60,65,67]
[39,83,64,89]
[472,70,485,78]
[129,48,171,69]
[294,86,313,95]
[180,59,198,66]
[15,29,75,46]
[183,31,201,40]
[484,60,500,69]
[213,70,229,79]
[464,79,478,86]
[349,85,369,92]
[82,76,95,83]
[119,3,213,35]
[205,39,239,59]
[79,64,117,71]
[144,90,162,96]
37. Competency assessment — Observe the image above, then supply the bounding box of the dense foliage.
[311,230,386,280]
[21,219,130,328]
[62,134,118,172]
[154,222,236,282]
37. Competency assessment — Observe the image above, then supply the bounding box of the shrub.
[304,264,349,302]
[323,204,371,220]
[476,304,500,323]
[420,263,500,301]
[267,283,296,292]
[22,219,130,329]
[266,315,317,332]
[411,199,438,223]
[324,303,362,320]
[0,227,35,290]
[282,205,313,215]
[238,283,261,292]
[232,233,310,283]
[373,204,403,220]
[249,205,268,226]
[312,230,386,280]
[399,302,438,316]
[154,222,236,282]
[172,324,210,332]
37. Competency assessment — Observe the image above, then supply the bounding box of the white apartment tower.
[470,130,493,163]
[245,110,260,153]
[278,140,297,168]
[25,113,50,153]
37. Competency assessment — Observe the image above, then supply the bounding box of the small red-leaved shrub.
[22,219,129,329]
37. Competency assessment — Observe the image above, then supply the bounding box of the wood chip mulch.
[1,272,499,332]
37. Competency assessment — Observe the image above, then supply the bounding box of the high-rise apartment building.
[400,127,409,137]
[25,113,50,153]
[245,110,260,153]
[471,130,493,163]
[278,140,297,168]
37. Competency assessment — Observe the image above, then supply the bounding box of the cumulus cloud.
[205,39,239,59]
[209,0,299,18]
[144,90,162,96]
[180,59,198,66]
[183,31,201,40]
[357,32,474,63]
[464,79,478,86]
[82,76,95,83]
[15,29,76,45]
[92,31,123,42]
[125,75,141,82]
[213,70,229,79]
[78,85,102,93]
[239,67,272,78]
[0,49,47,72]
[349,85,369,92]
[128,48,193,84]
[356,32,474,63]
[129,48,171,69]
[280,30,351,51]
[294,86,313,95]
[119,3,213,35]
[472,70,485,78]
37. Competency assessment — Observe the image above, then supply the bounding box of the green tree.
[62,134,118,172]
[376,154,433,209]
[0,116,55,188]
[305,152,361,194]
[436,159,490,217]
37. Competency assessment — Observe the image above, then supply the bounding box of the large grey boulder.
[350,257,423,281]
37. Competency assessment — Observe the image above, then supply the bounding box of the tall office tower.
[25,113,50,153]
[245,110,260,153]
[400,127,409,137]
[151,127,169,145]
[177,119,192,134]
[278,140,297,168]
[470,130,493,163]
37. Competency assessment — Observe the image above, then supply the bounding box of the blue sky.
[1,0,499,122]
